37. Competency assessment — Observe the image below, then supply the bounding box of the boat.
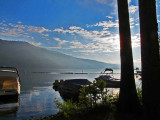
[0,67,21,98]
[55,79,91,100]
[95,68,120,88]
[135,68,142,80]
[135,67,142,76]
[136,70,142,76]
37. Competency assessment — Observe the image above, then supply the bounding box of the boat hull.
[95,75,120,88]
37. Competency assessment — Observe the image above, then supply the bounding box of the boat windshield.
[0,67,19,78]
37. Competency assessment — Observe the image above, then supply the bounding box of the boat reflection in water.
[53,78,120,101]
[53,79,91,101]
[0,96,20,117]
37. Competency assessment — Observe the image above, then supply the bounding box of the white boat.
[136,70,142,76]
[0,67,20,97]
[95,68,120,88]
[135,67,142,76]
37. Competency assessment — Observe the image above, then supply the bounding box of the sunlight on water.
[0,69,142,120]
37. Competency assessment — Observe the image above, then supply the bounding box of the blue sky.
[0,0,160,67]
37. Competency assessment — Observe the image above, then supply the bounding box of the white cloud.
[53,28,66,33]
[128,0,132,4]
[53,37,68,48]
[129,5,138,14]
[69,41,85,49]
[0,25,31,38]
[130,18,135,23]
[68,38,120,53]
[129,18,135,28]
[0,21,51,39]
[52,33,120,53]
[131,34,140,48]
[53,20,121,53]
[129,17,139,28]
[0,30,24,37]
[27,26,51,33]
[50,33,121,53]
[69,26,81,30]
[41,34,49,37]
[30,42,41,46]
[8,23,26,28]
[53,20,140,54]
[54,26,113,44]
[89,20,119,29]
[105,16,113,19]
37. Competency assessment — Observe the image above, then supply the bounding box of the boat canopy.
[63,79,90,86]
[104,68,113,74]
[0,67,19,74]
[0,76,18,90]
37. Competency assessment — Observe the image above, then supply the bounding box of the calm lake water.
[0,69,141,120]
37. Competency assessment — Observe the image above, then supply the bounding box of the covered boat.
[0,67,20,98]
[58,79,91,100]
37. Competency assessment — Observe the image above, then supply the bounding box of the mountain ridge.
[0,39,119,70]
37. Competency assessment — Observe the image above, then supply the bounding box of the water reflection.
[0,96,20,117]
[0,69,142,120]
[56,87,79,101]
[16,87,61,120]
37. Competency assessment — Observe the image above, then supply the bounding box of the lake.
[0,69,141,120]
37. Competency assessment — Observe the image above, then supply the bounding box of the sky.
[0,0,160,67]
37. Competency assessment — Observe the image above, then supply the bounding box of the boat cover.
[0,76,18,90]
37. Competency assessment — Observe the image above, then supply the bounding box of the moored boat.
[135,67,142,80]
[54,79,90,100]
[0,67,21,98]
[95,68,120,88]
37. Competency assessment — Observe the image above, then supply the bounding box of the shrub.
[54,99,78,118]
[137,87,142,105]
[54,79,119,119]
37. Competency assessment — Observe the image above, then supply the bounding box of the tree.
[139,0,160,119]
[117,0,140,112]
[158,34,160,53]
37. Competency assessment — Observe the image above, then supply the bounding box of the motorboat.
[136,70,142,76]
[95,68,120,88]
[0,67,21,98]
[135,67,142,76]
[135,68,142,80]
[54,79,91,100]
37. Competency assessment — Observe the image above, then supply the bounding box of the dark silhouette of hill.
[0,39,119,70]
